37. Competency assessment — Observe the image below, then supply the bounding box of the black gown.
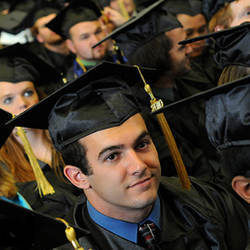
[58,177,249,250]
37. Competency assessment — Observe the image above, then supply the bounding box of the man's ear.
[36,33,44,43]
[66,39,77,54]
[232,176,250,204]
[64,165,91,190]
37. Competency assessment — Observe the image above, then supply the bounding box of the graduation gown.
[59,177,249,250]
[17,160,81,219]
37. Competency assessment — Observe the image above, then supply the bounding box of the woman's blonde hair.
[0,165,17,198]
[0,131,65,183]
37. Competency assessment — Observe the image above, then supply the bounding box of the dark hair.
[127,33,173,80]
[60,141,93,175]
[220,146,250,179]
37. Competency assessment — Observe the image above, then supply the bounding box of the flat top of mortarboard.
[0,199,88,249]
[179,21,250,45]
[0,0,37,34]
[93,0,181,51]
[46,0,101,39]
[6,61,157,130]
[0,43,62,86]
[202,0,235,21]
[153,74,250,114]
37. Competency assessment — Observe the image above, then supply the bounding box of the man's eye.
[80,34,89,40]
[105,153,119,161]
[3,97,13,105]
[136,140,150,150]
[24,90,34,97]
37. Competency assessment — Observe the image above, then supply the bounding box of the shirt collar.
[87,196,161,243]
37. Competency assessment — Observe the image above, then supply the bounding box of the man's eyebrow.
[98,145,123,160]
[98,131,150,160]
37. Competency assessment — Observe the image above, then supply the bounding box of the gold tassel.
[134,65,191,190]
[16,126,55,196]
[56,218,84,250]
[118,0,130,20]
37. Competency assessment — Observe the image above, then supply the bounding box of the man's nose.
[126,150,147,176]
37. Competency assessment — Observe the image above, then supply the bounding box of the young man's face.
[70,114,161,221]
[177,14,208,58]
[0,81,39,115]
[166,27,191,76]
[67,20,109,62]
[229,0,250,27]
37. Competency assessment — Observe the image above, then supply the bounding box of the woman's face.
[0,81,39,115]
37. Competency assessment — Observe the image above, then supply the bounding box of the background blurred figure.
[164,0,222,97]
[47,0,112,81]
[206,0,250,31]
[24,1,73,83]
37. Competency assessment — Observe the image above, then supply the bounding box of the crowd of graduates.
[0,0,249,249]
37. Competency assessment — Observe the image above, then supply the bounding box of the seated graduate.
[10,61,249,249]
[163,0,222,96]
[0,108,31,210]
[46,0,116,81]
[206,81,250,208]
[0,44,80,218]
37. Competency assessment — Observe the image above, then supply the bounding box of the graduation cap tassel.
[118,0,130,20]
[56,218,84,250]
[16,126,55,197]
[134,65,191,190]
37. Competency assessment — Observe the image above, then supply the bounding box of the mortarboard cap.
[4,62,156,150]
[179,22,250,68]
[0,0,36,34]
[46,0,101,39]
[206,82,250,178]
[0,109,13,148]
[0,198,88,249]
[165,0,202,17]
[202,0,235,21]
[0,43,63,91]
[93,0,182,58]
[29,2,62,27]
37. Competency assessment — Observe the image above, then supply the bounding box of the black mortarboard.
[93,0,182,58]
[0,109,13,148]
[0,199,88,249]
[0,43,63,89]
[4,62,156,150]
[202,0,235,21]
[179,22,250,68]
[206,82,250,178]
[206,82,250,151]
[165,0,202,17]
[46,0,101,39]
[29,1,62,27]
[0,0,36,34]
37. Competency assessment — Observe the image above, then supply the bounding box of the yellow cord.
[56,218,84,250]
